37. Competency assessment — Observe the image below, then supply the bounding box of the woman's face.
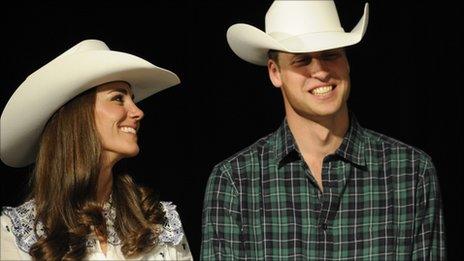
[94,81,144,163]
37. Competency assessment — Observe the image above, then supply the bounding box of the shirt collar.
[274,114,366,167]
[274,119,298,164]
[334,114,366,167]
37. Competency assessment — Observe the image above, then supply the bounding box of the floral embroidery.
[2,200,184,253]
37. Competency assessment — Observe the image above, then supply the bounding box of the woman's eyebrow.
[109,88,135,99]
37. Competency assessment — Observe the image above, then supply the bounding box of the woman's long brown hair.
[28,87,165,260]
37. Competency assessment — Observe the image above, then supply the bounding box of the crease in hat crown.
[1,39,180,167]
[265,1,344,40]
[28,40,110,80]
[52,39,110,62]
[226,0,369,66]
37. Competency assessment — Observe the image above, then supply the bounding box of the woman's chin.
[102,147,140,163]
[123,148,140,158]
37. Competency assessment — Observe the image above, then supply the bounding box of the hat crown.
[265,0,344,41]
[51,39,109,63]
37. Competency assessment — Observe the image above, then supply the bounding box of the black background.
[1,1,462,259]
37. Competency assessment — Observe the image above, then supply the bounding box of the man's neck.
[286,108,349,160]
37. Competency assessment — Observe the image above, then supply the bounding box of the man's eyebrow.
[290,53,311,64]
[294,53,310,58]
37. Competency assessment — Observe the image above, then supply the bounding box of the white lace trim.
[2,200,44,253]
[2,200,184,253]
[159,202,184,245]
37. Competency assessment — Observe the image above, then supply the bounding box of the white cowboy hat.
[1,39,180,167]
[227,0,369,66]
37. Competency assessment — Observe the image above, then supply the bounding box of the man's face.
[268,48,351,121]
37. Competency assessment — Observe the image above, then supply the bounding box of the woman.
[0,39,192,260]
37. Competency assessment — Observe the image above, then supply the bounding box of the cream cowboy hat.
[1,39,180,167]
[227,0,369,66]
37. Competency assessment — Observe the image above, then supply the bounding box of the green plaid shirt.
[201,116,446,260]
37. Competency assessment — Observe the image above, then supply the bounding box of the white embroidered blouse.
[0,200,193,260]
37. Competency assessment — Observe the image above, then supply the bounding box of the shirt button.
[240,228,246,242]
[320,223,328,230]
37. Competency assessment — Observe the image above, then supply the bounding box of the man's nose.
[308,59,330,82]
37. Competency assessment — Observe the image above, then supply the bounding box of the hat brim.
[1,50,180,167]
[227,3,369,66]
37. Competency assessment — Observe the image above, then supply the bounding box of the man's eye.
[323,53,340,60]
[295,56,311,64]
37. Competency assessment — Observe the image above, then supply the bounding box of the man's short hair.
[267,49,280,64]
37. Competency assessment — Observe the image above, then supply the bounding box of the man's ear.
[342,49,350,74]
[268,59,282,88]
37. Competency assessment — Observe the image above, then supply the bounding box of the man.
[201,1,446,260]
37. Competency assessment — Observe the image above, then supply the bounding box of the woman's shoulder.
[1,214,31,260]
[1,200,43,254]
[2,199,36,217]
[158,201,185,246]
[143,202,192,260]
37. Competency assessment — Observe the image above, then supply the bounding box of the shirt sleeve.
[412,158,447,260]
[170,235,193,260]
[143,236,193,261]
[1,215,31,260]
[143,202,193,260]
[201,164,241,260]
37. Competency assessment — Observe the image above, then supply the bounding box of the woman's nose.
[129,103,144,121]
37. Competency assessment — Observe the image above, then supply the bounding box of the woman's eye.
[112,95,124,103]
